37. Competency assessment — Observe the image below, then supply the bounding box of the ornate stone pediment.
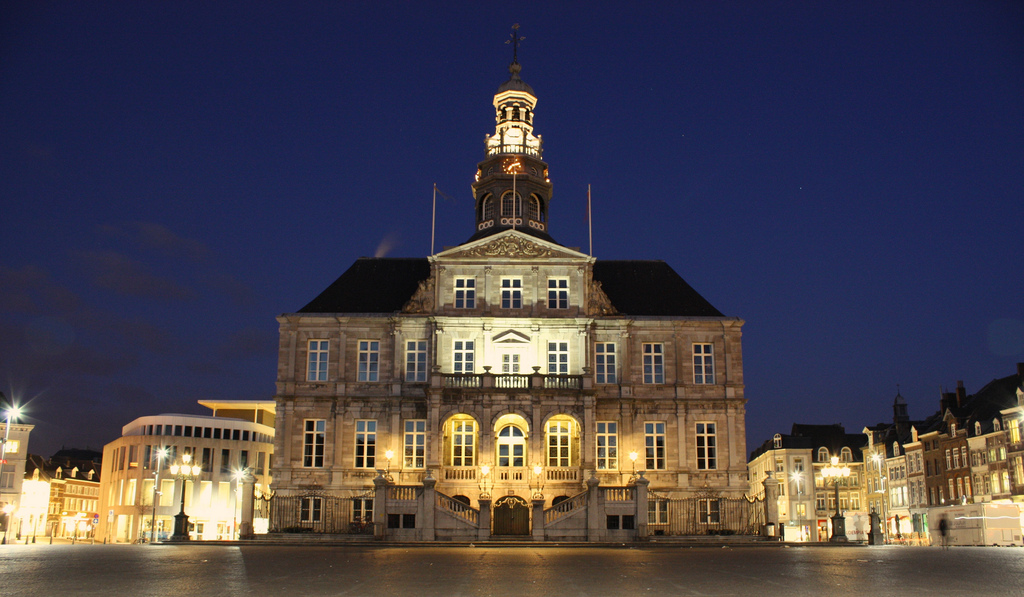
[443,233,584,260]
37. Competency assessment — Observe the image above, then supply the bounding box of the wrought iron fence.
[264,490,376,534]
[647,494,764,536]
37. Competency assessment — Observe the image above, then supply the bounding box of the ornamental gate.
[492,495,531,535]
[648,490,764,536]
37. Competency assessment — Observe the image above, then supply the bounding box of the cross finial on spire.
[506,24,524,66]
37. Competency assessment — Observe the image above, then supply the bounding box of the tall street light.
[150,447,169,543]
[822,456,851,543]
[169,453,201,541]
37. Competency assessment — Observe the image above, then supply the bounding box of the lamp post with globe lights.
[168,453,201,541]
[822,456,851,542]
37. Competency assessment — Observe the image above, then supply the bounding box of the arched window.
[773,434,782,449]
[840,447,853,463]
[481,195,494,220]
[975,421,982,435]
[501,191,521,218]
[817,448,829,462]
[993,418,1002,432]
[496,425,526,467]
[893,442,900,456]
[528,196,540,222]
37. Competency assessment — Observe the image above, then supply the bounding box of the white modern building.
[97,400,274,542]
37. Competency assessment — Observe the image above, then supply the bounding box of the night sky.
[2,2,1022,459]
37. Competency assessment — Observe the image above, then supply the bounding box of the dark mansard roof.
[295,257,724,317]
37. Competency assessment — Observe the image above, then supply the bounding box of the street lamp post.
[150,447,169,543]
[822,456,851,543]
[628,451,639,484]
[169,453,201,541]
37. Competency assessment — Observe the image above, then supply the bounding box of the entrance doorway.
[493,495,530,535]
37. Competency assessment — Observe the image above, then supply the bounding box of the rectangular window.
[355,420,377,468]
[405,340,428,382]
[358,340,380,382]
[352,498,374,523]
[693,343,715,384]
[307,339,329,381]
[645,421,666,470]
[595,343,616,384]
[547,420,571,467]
[547,278,568,309]
[696,422,717,470]
[502,353,520,373]
[953,449,960,468]
[501,278,522,309]
[300,496,322,523]
[596,422,618,470]
[303,420,325,468]
[451,420,476,466]
[453,341,474,373]
[454,277,476,309]
[1011,420,1021,444]
[648,500,668,525]
[643,343,664,384]
[220,448,231,474]
[404,420,426,469]
[699,498,721,524]
[547,341,568,375]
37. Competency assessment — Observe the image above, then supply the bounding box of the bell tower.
[469,25,555,243]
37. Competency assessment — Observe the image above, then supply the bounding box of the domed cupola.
[468,25,555,244]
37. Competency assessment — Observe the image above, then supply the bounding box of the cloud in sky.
[76,249,195,300]
[99,221,211,263]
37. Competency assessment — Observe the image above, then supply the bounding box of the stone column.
[421,471,436,541]
[373,474,389,540]
[762,474,780,539]
[477,498,491,541]
[635,473,649,540]
[586,472,601,542]
[532,498,545,541]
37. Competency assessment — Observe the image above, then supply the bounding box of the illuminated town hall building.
[271,50,753,540]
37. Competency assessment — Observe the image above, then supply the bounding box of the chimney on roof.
[956,380,966,408]
[1017,362,1024,379]
[940,388,957,413]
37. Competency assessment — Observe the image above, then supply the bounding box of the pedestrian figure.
[938,515,949,549]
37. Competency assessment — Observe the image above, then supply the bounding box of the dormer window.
[773,434,782,449]
[975,421,982,435]
[950,423,957,436]
[892,442,900,456]
[817,447,829,462]
[840,447,853,463]
[993,419,1001,432]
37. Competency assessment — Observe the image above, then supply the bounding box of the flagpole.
[588,184,593,256]
[512,172,517,230]
[431,183,437,255]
